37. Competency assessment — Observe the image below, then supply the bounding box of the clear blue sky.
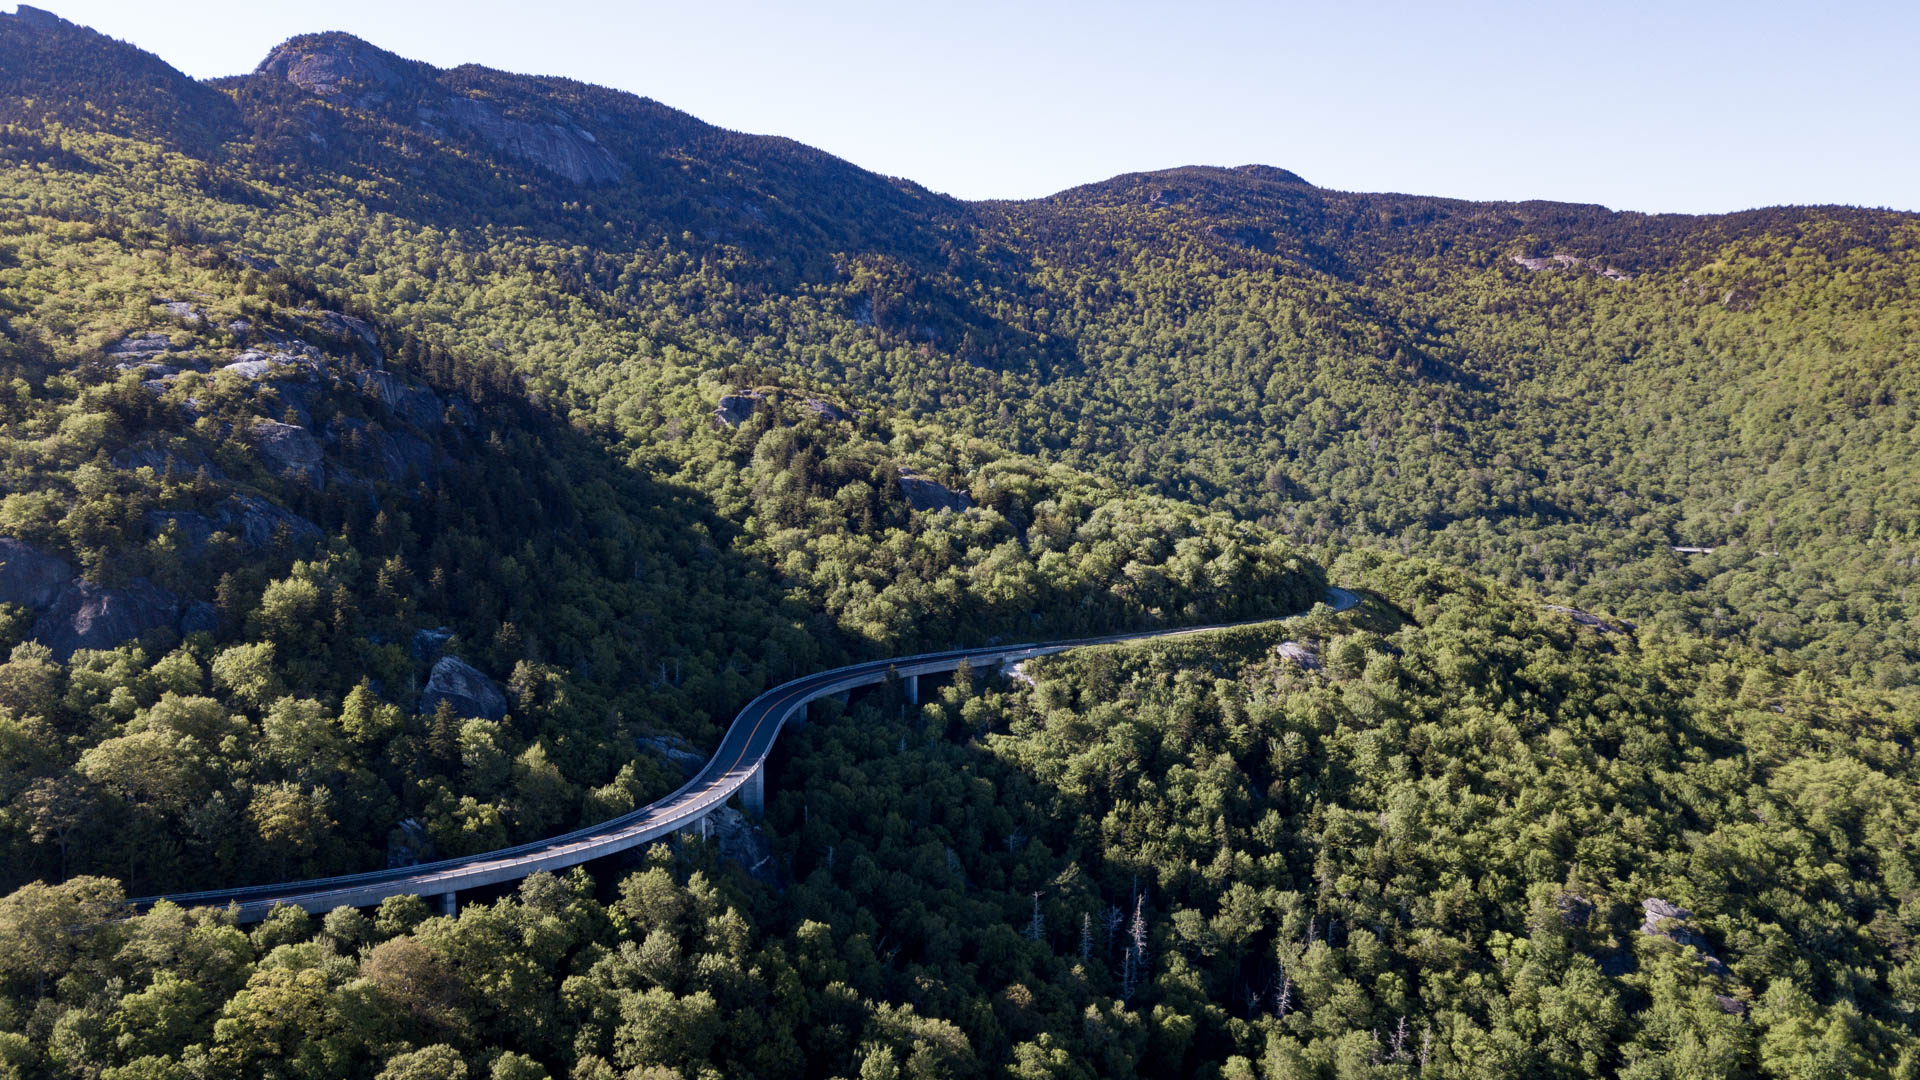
[23,0,1920,213]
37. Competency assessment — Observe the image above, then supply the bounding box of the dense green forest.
[0,7,1917,1078]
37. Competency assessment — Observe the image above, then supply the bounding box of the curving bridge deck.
[136,588,1356,921]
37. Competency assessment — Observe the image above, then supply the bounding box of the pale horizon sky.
[16,1,1920,214]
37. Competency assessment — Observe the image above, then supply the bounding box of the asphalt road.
[135,587,1358,921]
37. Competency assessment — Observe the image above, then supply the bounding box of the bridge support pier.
[740,763,765,818]
[904,674,918,705]
[438,891,457,917]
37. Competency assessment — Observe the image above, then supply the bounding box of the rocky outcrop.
[431,97,624,186]
[179,601,220,636]
[1544,604,1632,635]
[256,32,418,106]
[0,538,72,609]
[105,332,180,362]
[112,445,222,479]
[250,420,325,488]
[1639,898,1731,977]
[1275,641,1322,671]
[328,419,437,483]
[410,627,454,662]
[419,655,508,721]
[805,398,856,422]
[706,806,779,887]
[30,579,180,660]
[897,470,972,513]
[713,393,762,428]
[637,735,707,779]
[386,818,435,868]
[219,495,324,550]
[358,371,445,429]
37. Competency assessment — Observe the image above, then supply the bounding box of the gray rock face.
[1275,641,1322,671]
[158,300,204,325]
[258,34,413,103]
[30,579,180,660]
[105,333,177,361]
[112,446,221,479]
[805,398,856,422]
[410,626,454,662]
[897,470,972,513]
[219,495,324,551]
[328,419,437,484]
[637,735,707,779]
[357,371,445,429]
[386,818,435,869]
[179,601,220,636]
[1639,898,1731,977]
[250,420,325,488]
[0,538,73,609]
[420,656,508,721]
[1545,604,1632,635]
[706,805,780,887]
[432,96,624,185]
[315,311,380,352]
[143,510,217,558]
[713,393,761,428]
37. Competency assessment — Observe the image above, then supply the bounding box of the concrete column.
[904,673,918,705]
[739,763,765,818]
[438,891,457,917]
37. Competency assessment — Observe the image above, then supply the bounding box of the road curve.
[136,588,1359,921]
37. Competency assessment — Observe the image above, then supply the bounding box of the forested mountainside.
[0,7,1917,1079]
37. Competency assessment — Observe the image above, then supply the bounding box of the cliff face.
[255,32,624,184]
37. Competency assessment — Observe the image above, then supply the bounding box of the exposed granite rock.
[419,655,508,721]
[431,96,623,185]
[706,805,780,887]
[357,370,445,429]
[410,626,454,662]
[250,420,325,488]
[112,445,222,479]
[158,300,204,326]
[386,818,435,869]
[142,510,217,558]
[637,735,707,779]
[1275,641,1322,671]
[1545,604,1633,635]
[1639,898,1731,977]
[327,418,438,484]
[105,333,178,361]
[30,579,180,660]
[179,601,220,636]
[713,393,762,428]
[314,311,380,352]
[897,470,972,513]
[218,494,324,551]
[0,538,73,609]
[257,32,415,104]
[805,398,856,422]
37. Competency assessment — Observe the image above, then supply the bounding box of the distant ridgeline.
[0,6,1917,1080]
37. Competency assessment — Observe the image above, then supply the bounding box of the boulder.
[897,470,972,513]
[250,420,325,488]
[1544,604,1631,634]
[30,579,181,660]
[1638,898,1731,977]
[805,398,856,422]
[0,538,73,609]
[1275,641,1322,671]
[419,655,508,721]
[637,735,707,779]
[713,393,761,428]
